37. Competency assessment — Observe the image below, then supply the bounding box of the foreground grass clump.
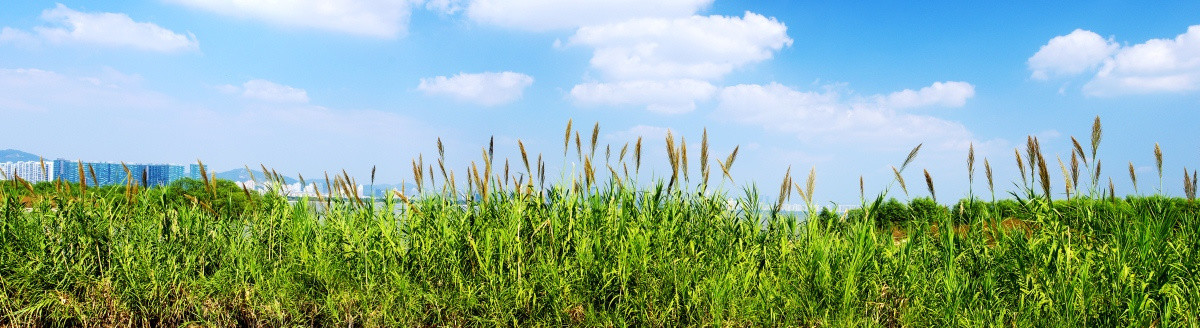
[1,118,1199,326]
[3,181,1200,327]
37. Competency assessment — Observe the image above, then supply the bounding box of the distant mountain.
[214,168,299,184]
[0,149,42,162]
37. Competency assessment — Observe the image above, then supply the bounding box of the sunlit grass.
[1,118,1199,326]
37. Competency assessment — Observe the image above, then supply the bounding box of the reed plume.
[700,128,710,186]
[967,143,975,183]
[859,176,865,201]
[1186,168,1195,201]
[618,142,629,163]
[1193,170,1199,202]
[323,172,332,206]
[901,143,922,171]
[1071,152,1080,189]
[665,130,679,190]
[1037,144,1051,202]
[583,157,594,188]
[892,166,908,198]
[1109,177,1116,200]
[488,136,495,167]
[924,169,936,203]
[1155,143,1164,193]
[412,159,423,193]
[590,122,599,160]
[519,140,531,180]
[563,119,572,157]
[1091,116,1102,161]
[1129,161,1138,194]
[680,136,689,182]
[775,166,791,213]
[985,158,994,199]
[792,166,816,210]
[720,146,740,182]
[1015,149,1026,187]
[437,137,445,160]
[634,137,643,174]
[1026,136,1039,181]
[312,182,324,204]
[1058,156,1072,199]
[1071,136,1087,164]
[575,132,583,162]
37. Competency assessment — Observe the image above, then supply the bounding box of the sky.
[3,1,1200,205]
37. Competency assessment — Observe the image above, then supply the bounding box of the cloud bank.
[0,4,198,52]
[1029,26,1200,96]
[418,71,534,106]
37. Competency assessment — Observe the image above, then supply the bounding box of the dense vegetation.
[1,118,1199,326]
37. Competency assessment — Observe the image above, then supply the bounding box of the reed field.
[2,118,1200,327]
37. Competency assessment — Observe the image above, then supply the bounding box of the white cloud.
[425,0,465,14]
[1085,25,1200,96]
[1028,29,1117,80]
[0,27,38,47]
[570,79,716,114]
[464,0,711,31]
[569,11,791,81]
[168,0,413,38]
[565,11,790,114]
[418,71,534,106]
[716,82,977,150]
[241,79,310,103]
[1030,26,1200,96]
[881,81,975,109]
[0,4,198,52]
[0,68,168,112]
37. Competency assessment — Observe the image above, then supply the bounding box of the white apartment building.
[0,161,54,183]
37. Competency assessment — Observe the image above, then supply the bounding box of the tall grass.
[1,118,1200,326]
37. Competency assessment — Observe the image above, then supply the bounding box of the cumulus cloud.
[0,4,198,52]
[566,11,790,114]
[1030,26,1200,96]
[463,0,711,31]
[1028,29,1117,80]
[569,12,791,81]
[716,82,977,149]
[418,71,534,106]
[240,79,310,103]
[570,79,717,114]
[881,81,975,109]
[168,0,413,38]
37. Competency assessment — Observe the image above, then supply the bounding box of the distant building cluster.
[0,161,53,182]
[236,180,363,198]
[52,160,186,187]
[0,158,190,187]
[1,155,369,198]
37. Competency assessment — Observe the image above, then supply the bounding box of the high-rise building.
[50,159,185,187]
[189,163,204,180]
[53,159,80,184]
[0,161,54,183]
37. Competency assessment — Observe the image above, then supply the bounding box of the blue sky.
[3,1,1200,204]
